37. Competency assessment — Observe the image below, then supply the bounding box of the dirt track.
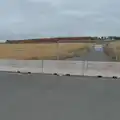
[68,44,111,61]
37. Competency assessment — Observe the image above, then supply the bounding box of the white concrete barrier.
[84,61,120,77]
[0,59,13,67]
[0,60,18,72]
[0,60,43,73]
[0,59,120,78]
[43,60,85,75]
[13,60,43,73]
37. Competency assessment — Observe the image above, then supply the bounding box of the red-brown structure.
[6,37,96,44]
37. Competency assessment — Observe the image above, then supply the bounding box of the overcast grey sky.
[0,0,120,40]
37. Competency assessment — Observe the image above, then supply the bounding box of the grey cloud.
[0,0,120,40]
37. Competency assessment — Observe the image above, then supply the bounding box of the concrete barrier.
[0,59,120,77]
[13,60,43,73]
[43,60,85,75]
[0,60,17,72]
[84,61,120,77]
[0,60,43,73]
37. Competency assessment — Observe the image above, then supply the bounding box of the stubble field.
[0,43,92,60]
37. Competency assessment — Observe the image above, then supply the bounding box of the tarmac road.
[0,72,120,120]
[68,45,112,61]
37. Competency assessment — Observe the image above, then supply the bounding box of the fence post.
[83,60,88,76]
[82,61,86,76]
[42,60,43,73]
[56,41,59,60]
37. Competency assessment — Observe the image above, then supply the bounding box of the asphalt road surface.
[0,72,120,120]
[68,45,112,61]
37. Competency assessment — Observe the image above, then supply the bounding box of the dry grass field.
[104,41,120,61]
[0,43,92,60]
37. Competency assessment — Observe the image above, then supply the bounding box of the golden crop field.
[0,43,91,60]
